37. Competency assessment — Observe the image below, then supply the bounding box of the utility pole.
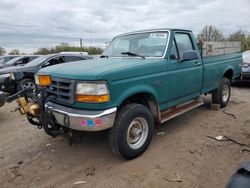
[80,38,83,51]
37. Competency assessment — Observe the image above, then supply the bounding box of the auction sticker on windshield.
[149,33,167,38]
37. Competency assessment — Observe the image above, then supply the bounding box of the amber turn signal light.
[76,94,109,103]
[37,75,51,86]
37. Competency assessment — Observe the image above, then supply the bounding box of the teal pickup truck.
[19,29,242,159]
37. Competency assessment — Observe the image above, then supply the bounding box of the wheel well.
[119,93,160,122]
[223,69,233,80]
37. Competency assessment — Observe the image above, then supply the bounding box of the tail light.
[242,62,250,68]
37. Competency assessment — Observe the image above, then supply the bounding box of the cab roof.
[116,28,192,37]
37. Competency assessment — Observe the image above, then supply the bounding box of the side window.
[170,41,178,60]
[58,56,65,63]
[66,56,86,62]
[22,57,29,64]
[15,58,28,65]
[175,33,194,59]
[43,56,64,67]
[14,58,23,65]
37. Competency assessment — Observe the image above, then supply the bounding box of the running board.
[160,98,204,124]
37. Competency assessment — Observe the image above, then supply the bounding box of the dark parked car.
[0,55,20,64]
[0,55,40,69]
[0,53,93,94]
[225,161,250,188]
[0,91,5,107]
[241,50,250,81]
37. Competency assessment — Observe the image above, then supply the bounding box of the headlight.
[0,73,11,79]
[10,73,15,80]
[35,75,51,86]
[76,82,110,103]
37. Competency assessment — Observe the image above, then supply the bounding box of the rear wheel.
[212,77,231,108]
[108,103,154,160]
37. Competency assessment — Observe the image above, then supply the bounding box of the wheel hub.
[222,84,229,102]
[127,117,149,149]
[23,81,36,91]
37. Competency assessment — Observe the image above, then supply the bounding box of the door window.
[15,57,29,65]
[175,33,194,59]
[65,56,86,62]
[42,56,65,67]
[170,40,178,60]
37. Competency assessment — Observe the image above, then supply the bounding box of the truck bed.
[201,52,242,94]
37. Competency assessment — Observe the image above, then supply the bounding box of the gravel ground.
[0,85,249,188]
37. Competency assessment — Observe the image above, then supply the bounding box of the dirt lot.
[0,85,249,188]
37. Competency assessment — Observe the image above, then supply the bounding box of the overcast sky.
[0,0,249,53]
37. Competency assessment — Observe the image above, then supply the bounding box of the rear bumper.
[241,72,250,76]
[240,72,250,81]
[0,91,6,107]
[45,102,117,131]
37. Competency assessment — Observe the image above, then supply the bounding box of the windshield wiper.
[121,52,145,59]
[100,55,109,58]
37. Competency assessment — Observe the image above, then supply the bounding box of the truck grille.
[46,78,75,104]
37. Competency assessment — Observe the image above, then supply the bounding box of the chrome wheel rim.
[23,81,36,91]
[126,117,149,150]
[222,84,229,102]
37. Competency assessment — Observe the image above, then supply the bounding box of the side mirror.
[181,51,199,62]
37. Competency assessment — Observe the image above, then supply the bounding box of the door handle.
[194,62,201,66]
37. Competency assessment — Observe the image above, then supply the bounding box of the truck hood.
[38,58,163,80]
[0,64,8,69]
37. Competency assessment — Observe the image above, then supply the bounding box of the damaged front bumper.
[0,91,5,107]
[45,102,117,131]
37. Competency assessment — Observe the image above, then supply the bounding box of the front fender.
[114,84,159,106]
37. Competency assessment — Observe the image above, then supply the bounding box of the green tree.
[228,30,245,41]
[33,43,103,55]
[9,49,20,55]
[242,35,250,51]
[34,48,51,55]
[0,47,6,56]
[228,30,250,51]
[199,25,225,42]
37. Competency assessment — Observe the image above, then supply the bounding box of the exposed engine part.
[8,87,63,137]
[16,97,40,116]
[16,97,27,114]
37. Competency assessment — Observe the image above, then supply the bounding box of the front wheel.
[108,103,154,160]
[17,78,37,92]
[212,78,231,108]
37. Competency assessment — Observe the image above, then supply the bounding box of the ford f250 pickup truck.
[11,29,242,160]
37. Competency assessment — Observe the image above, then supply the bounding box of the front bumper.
[0,91,6,107]
[0,77,16,94]
[45,102,117,131]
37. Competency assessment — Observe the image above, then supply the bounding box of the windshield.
[5,57,22,65]
[103,31,169,58]
[0,57,5,63]
[24,54,50,67]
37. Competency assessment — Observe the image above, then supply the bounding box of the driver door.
[166,32,203,105]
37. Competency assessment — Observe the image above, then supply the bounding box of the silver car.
[241,50,250,80]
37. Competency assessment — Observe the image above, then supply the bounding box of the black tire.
[108,103,154,160]
[212,77,231,108]
[17,78,37,92]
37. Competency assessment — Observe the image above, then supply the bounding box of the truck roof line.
[116,28,192,37]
